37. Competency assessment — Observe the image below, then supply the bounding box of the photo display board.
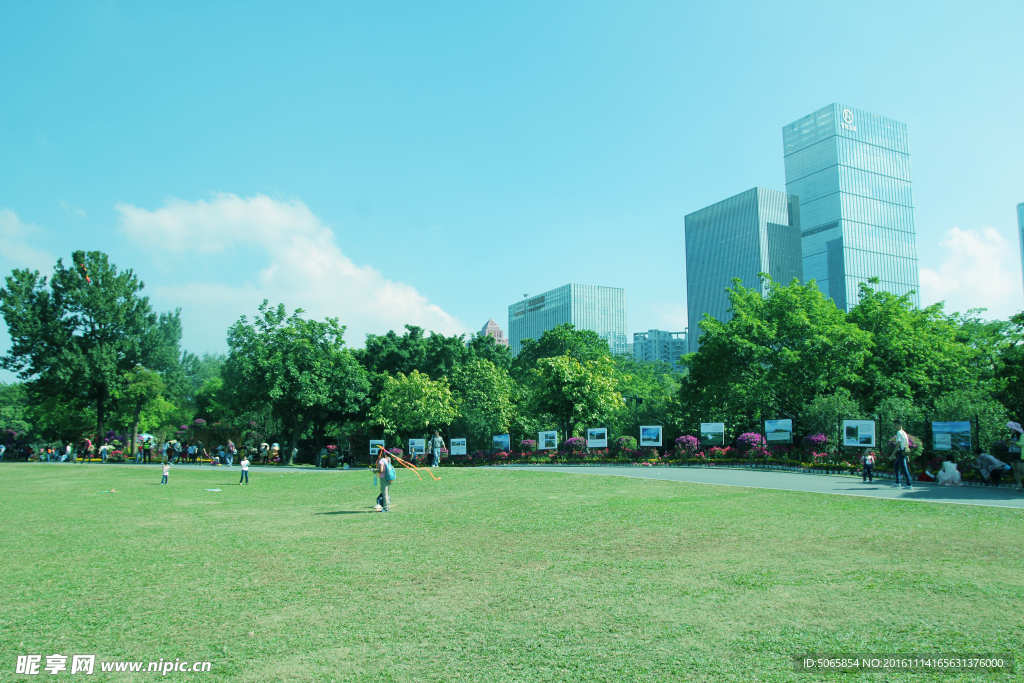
[640,425,663,447]
[408,438,425,456]
[842,420,876,447]
[932,421,972,451]
[765,419,793,444]
[492,434,511,452]
[369,440,385,455]
[449,438,467,456]
[700,423,725,446]
[539,431,558,450]
[586,428,608,449]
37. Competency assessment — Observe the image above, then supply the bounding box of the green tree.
[529,354,623,441]
[451,358,516,451]
[118,365,168,458]
[368,370,459,441]
[512,323,612,381]
[610,356,680,439]
[467,333,513,372]
[0,251,167,441]
[798,388,865,453]
[222,301,370,465]
[847,281,982,408]
[679,277,871,435]
[0,382,32,439]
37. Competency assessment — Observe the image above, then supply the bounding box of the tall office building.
[783,103,919,311]
[633,329,688,372]
[684,187,802,352]
[1018,203,1024,297]
[508,284,627,356]
[478,319,509,347]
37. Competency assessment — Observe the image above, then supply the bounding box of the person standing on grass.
[376,448,392,512]
[239,454,249,485]
[161,461,170,485]
[890,421,913,490]
[861,451,875,482]
[429,430,445,468]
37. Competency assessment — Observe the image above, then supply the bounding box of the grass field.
[2,463,1022,682]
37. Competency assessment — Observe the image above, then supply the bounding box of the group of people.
[858,419,1024,490]
[157,452,252,486]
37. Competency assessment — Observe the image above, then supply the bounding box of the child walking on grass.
[160,461,170,485]
[239,454,249,485]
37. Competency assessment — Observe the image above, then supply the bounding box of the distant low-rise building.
[633,329,688,371]
[478,319,509,347]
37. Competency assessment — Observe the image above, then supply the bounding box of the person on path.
[429,430,445,468]
[99,443,108,463]
[890,421,913,490]
[239,455,249,484]
[0,443,5,463]
[186,443,195,464]
[143,440,152,463]
[227,441,236,467]
[65,443,73,462]
[860,451,875,482]
[376,448,392,512]
[974,452,1011,485]
[1007,422,1024,491]
[135,444,143,464]
[160,462,170,485]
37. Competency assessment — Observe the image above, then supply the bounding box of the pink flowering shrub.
[674,435,700,457]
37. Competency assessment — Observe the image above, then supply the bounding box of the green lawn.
[1,463,1021,682]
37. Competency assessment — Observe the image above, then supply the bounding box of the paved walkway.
[500,465,1024,509]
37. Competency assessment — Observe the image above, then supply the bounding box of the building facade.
[783,103,920,311]
[508,284,627,356]
[633,329,688,371]
[1018,203,1024,297]
[684,187,802,352]
[478,319,509,347]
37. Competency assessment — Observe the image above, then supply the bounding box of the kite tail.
[391,455,441,481]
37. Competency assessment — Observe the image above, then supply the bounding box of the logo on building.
[841,108,857,132]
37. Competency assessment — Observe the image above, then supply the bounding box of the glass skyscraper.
[508,283,627,356]
[684,187,802,353]
[783,103,919,311]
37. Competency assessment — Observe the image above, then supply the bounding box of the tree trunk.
[96,390,106,449]
[130,403,142,463]
[285,413,301,466]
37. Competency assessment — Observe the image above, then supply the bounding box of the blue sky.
[2,1,1023,376]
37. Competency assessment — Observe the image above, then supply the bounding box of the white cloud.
[59,200,86,218]
[0,209,53,273]
[920,226,1023,319]
[116,193,466,347]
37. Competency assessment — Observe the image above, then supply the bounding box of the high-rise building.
[478,319,509,347]
[783,103,919,311]
[684,187,802,352]
[508,284,627,357]
[633,329,688,371]
[1018,203,1024,297]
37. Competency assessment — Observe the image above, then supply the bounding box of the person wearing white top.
[239,456,249,485]
[891,421,913,490]
[160,462,170,485]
